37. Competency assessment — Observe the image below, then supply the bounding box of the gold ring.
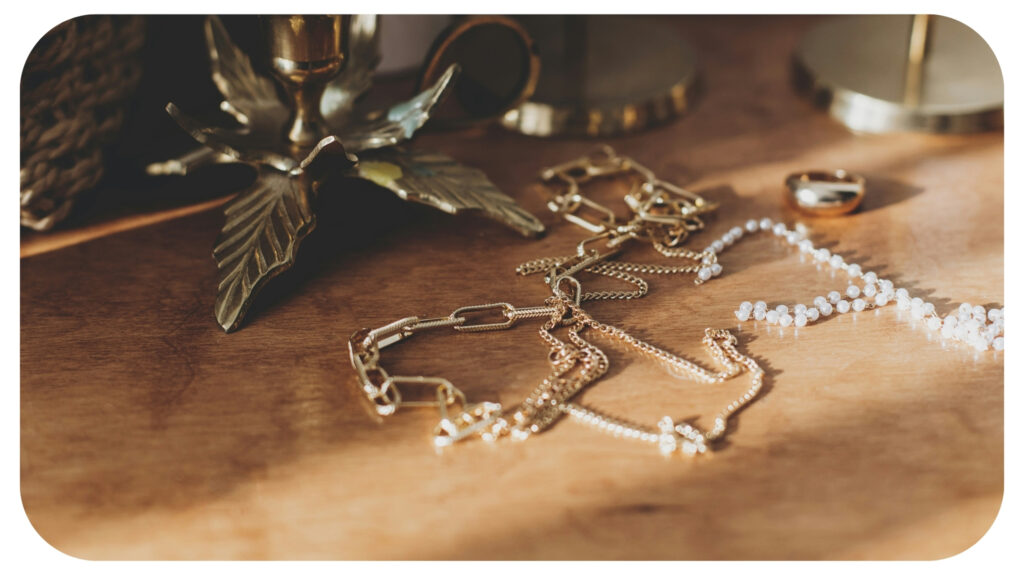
[784,170,865,217]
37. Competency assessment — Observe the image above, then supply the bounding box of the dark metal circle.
[417,16,540,126]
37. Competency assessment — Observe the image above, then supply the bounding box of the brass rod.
[904,14,933,107]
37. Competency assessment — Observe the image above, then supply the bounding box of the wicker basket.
[20,16,145,231]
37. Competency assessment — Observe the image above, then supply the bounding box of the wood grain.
[20,16,1003,560]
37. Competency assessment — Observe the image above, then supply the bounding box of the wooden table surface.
[20,16,1003,560]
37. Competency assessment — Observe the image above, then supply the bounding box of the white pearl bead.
[794,313,807,327]
[794,222,809,236]
[698,267,712,281]
[776,304,789,315]
[710,263,723,276]
[818,302,833,316]
[846,285,861,299]
[794,304,807,315]
[805,308,819,321]
[863,284,877,298]
[922,302,935,316]
[814,248,830,262]
[772,222,787,236]
[910,297,923,309]
[730,226,743,238]
[874,293,889,307]
[879,279,894,292]
[972,305,986,318]
[740,301,753,313]
[753,308,766,321]
[813,295,827,308]
[926,316,942,330]
[754,301,767,311]
[829,254,844,268]
[798,239,814,253]
[702,254,715,265]
[988,308,1000,322]
[862,271,878,284]
[852,298,866,312]
[837,300,851,313]
[911,306,926,320]
[766,310,780,324]
[828,291,842,304]
[954,324,968,340]
[959,303,973,316]
[964,319,981,333]
[847,264,862,277]
[897,297,911,311]
[711,240,724,253]
[735,309,751,321]
[895,288,909,300]
[779,313,793,327]
[745,219,759,232]
[785,231,800,245]
[944,315,958,328]
[722,233,735,246]
[759,218,773,231]
[941,324,956,339]
[993,337,1004,351]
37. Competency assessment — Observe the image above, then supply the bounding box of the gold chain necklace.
[347,147,765,457]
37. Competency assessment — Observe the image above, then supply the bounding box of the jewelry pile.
[349,147,761,457]
[347,147,1004,458]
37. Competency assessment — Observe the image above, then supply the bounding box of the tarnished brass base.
[793,15,1002,134]
[501,16,698,138]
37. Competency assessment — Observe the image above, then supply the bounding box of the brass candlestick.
[264,15,348,148]
[154,16,544,332]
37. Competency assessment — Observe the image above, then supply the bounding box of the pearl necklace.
[696,217,1005,353]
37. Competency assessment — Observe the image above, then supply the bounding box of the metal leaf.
[321,14,380,120]
[213,167,317,332]
[336,64,459,153]
[355,147,545,237]
[206,15,281,125]
[144,147,236,176]
[166,102,294,172]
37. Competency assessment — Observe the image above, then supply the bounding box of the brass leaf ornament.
[214,137,354,332]
[357,147,545,237]
[152,16,544,332]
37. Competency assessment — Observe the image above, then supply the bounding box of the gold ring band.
[784,170,865,217]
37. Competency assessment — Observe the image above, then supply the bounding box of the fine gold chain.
[347,147,764,457]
